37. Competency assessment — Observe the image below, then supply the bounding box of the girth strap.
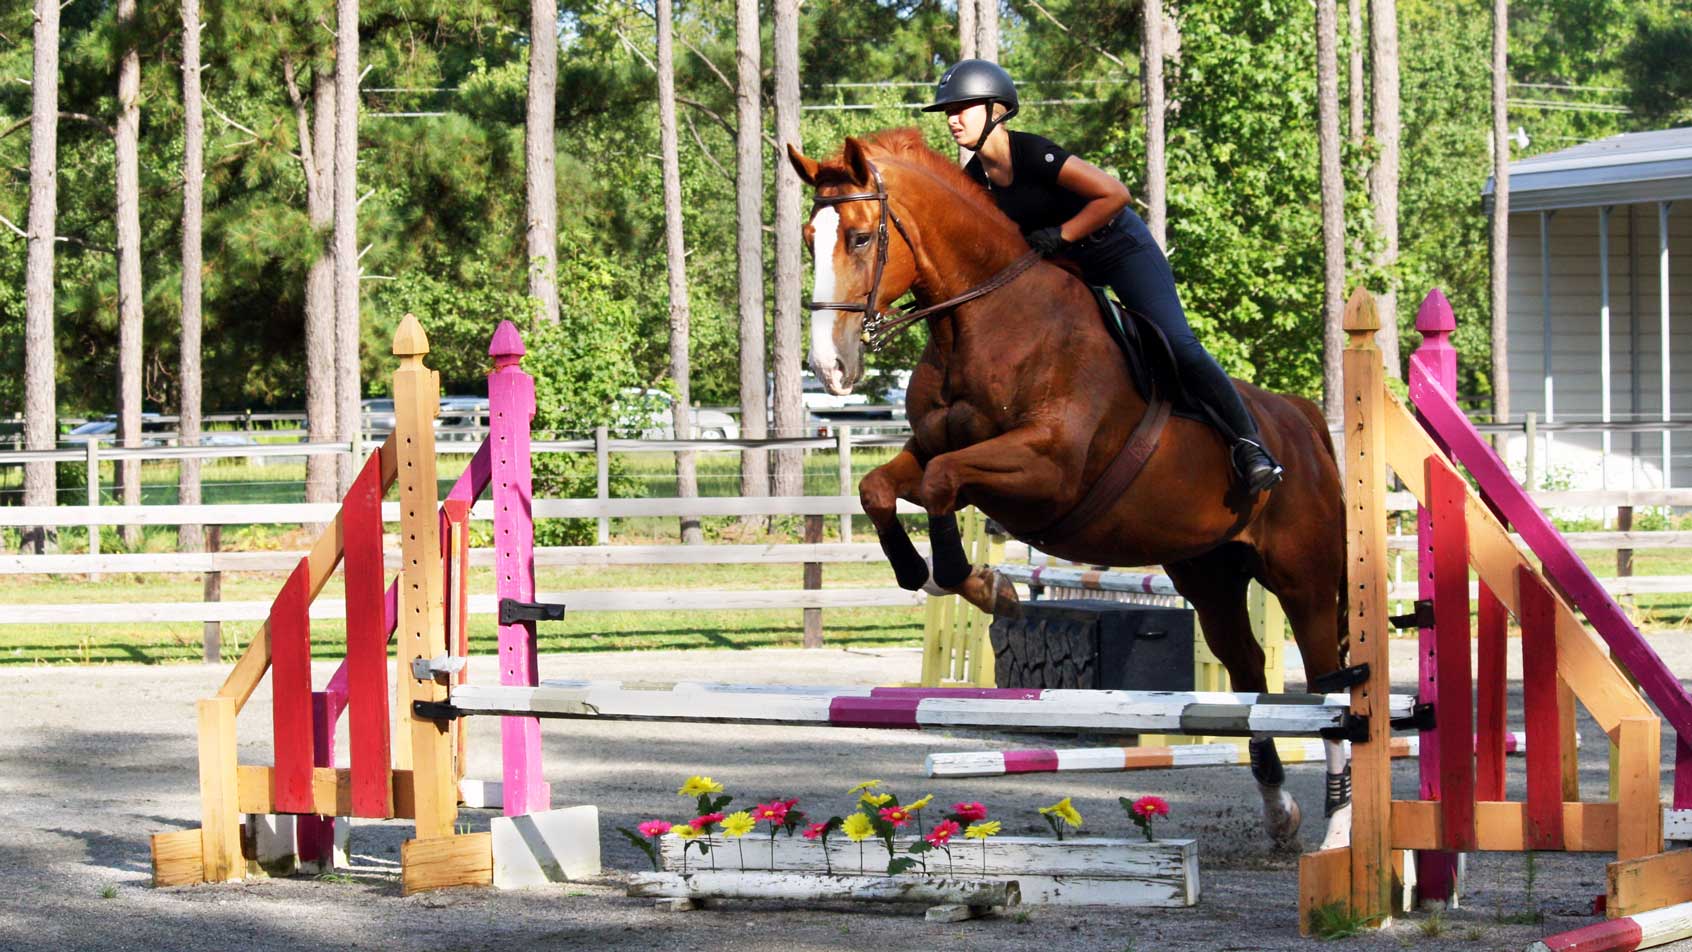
[1026,393,1172,548]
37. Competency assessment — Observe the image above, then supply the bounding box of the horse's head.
[787,136,919,395]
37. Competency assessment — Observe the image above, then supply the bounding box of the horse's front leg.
[920,427,1072,615]
[859,448,932,592]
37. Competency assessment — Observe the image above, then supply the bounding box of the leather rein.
[801,159,1042,352]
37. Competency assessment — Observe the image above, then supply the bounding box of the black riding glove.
[1027,226,1069,257]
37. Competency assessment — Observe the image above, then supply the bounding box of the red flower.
[1132,796,1171,819]
[926,819,961,846]
[752,801,791,824]
[878,806,912,828]
[780,797,801,810]
[951,802,988,823]
[691,812,725,829]
[637,819,673,838]
[801,822,828,841]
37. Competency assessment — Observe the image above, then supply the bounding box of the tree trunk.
[22,0,60,555]
[1368,0,1401,376]
[294,64,338,505]
[178,0,205,552]
[334,0,361,492]
[977,0,999,63]
[526,0,559,325]
[734,0,768,527]
[771,0,804,499]
[1490,0,1509,424]
[957,0,976,164]
[1316,0,1346,422]
[657,0,702,545]
[1141,0,1167,249]
[959,0,976,61]
[115,0,143,548]
[1347,0,1364,146]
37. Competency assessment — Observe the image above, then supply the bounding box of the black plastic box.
[988,599,1196,691]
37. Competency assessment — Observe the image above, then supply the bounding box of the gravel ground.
[5,636,1692,952]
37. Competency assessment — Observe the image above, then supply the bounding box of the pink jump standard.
[149,317,593,894]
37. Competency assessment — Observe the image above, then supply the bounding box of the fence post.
[837,425,852,543]
[595,425,610,544]
[1523,412,1537,489]
[203,525,222,663]
[86,440,101,572]
[1617,504,1634,586]
[803,513,824,648]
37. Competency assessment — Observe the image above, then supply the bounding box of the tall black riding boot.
[1180,350,1284,494]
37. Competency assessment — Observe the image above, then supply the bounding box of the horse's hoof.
[1266,795,1302,851]
[957,565,1021,617]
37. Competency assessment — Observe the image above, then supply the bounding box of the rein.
[802,159,1042,352]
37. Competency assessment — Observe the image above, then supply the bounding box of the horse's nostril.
[834,359,845,377]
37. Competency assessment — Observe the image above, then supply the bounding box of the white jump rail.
[439,679,1416,737]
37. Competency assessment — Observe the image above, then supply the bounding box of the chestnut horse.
[789,129,1350,850]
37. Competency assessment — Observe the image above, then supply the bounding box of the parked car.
[615,389,740,440]
[436,395,489,442]
[361,398,396,439]
[63,413,253,448]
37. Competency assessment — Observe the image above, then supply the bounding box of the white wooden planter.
[658,833,1198,907]
[630,870,1020,908]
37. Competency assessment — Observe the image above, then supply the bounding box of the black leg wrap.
[927,513,971,589]
[1249,737,1285,787]
[1324,765,1353,819]
[880,520,931,591]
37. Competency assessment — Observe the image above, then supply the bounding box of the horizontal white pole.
[0,588,923,624]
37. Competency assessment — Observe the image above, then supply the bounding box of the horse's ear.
[842,136,874,185]
[786,143,820,186]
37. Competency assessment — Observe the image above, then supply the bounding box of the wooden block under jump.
[150,829,205,887]
[1608,849,1692,920]
[400,832,494,896]
[1299,846,1351,937]
[490,806,601,888]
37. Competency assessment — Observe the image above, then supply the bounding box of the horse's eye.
[849,232,872,251]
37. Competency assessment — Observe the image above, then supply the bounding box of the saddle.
[1024,288,1240,548]
[1090,286,1245,441]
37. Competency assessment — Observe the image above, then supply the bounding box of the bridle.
[802,158,1042,352]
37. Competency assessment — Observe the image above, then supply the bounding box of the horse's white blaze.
[809,206,841,376]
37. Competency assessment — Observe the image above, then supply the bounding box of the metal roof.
[1483,126,1692,213]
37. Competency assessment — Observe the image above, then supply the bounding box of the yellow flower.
[860,792,893,807]
[847,780,884,795]
[906,794,934,812]
[672,823,702,840]
[721,811,756,838]
[678,776,725,797]
[964,820,1002,840]
[1039,797,1084,829]
[842,813,877,842]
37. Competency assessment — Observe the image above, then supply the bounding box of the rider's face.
[944,101,990,146]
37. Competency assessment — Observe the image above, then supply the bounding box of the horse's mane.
[820,127,1021,243]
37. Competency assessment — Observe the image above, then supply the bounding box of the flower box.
[658,833,1199,907]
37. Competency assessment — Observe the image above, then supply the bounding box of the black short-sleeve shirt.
[964,131,1089,234]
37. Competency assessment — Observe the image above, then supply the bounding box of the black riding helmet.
[922,59,1020,152]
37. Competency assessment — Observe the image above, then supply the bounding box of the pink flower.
[878,805,912,827]
[752,801,790,824]
[781,797,800,809]
[951,802,988,823]
[637,819,672,838]
[691,812,725,829]
[1132,796,1171,819]
[801,822,828,841]
[926,819,961,846]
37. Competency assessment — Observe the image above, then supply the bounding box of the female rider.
[923,59,1283,494]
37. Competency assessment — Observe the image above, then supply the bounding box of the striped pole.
[1527,899,1692,952]
[926,733,1529,778]
[447,681,1414,739]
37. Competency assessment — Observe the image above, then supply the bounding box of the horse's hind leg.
[1266,565,1352,850]
[1165,547,1300,850]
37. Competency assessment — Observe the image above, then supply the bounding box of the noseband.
[802,158,1041,352]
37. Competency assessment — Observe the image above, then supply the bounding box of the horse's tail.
[1289,394,1350,668]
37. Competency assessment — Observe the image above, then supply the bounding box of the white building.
[1483,127,1692,490]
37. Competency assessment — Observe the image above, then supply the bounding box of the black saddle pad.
[1091,286,1207,425]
